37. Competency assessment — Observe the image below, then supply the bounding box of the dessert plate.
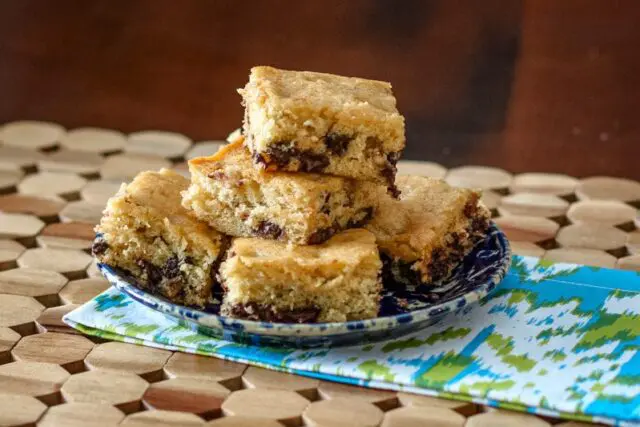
[99,223,510,348]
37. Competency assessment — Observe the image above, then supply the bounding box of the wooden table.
[1,121,638,426]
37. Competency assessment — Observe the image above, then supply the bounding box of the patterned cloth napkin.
[64,256,640,426]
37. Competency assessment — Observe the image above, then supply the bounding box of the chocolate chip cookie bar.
[219,229,382,323]
[239,66,406,189]
[366,176,491,287]
[93,169,229,307]
[182,138,378,245]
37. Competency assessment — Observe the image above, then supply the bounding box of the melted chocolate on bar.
[229,302,321,323]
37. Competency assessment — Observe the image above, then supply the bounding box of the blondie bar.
[219,229,382,323]
[366,176,491,287]
[239,66,406,189]
[182,138,378,245]
[93,169,229,307]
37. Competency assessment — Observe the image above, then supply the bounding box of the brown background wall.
[0,0,638,179]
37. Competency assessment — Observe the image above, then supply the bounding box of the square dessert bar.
[219,229,382,323]
[239,66,406,188]
[183,138,379,245]
[93,169,229,307]
[366,176,491,287]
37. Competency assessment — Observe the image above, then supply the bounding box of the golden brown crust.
[220,229,382,323]
[94,169,228,307]
[189,139,241,167]
[229,228,379,271]
[99,169,226,257]
[244,66,399,116]
[366,176,491,285]
[184,141,379,245]
[239,66,405,185]
[189,137,361,190]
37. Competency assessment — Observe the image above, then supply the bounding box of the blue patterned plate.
[98,223,510,348]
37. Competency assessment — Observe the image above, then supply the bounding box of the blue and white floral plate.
[98,223,510,348]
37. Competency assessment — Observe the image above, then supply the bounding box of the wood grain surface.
[0,0,637,179]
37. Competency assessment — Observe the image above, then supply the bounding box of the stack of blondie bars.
[93,66,491,323]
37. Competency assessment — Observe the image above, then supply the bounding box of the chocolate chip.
[386,256,422,287]
[91,238,108,257]
[210,236,231,292]
[263,143,329,173]
[299,152,330,173]
[387,151,401,166]
[363,206,374,220]
[388,184,401,199]
[325,133,352,155]
[429,248,449,283]
[211,267,222,293]
[307,207,374,245]
[253,152,269,167]
[136,259,162,286]
[265,142,294,168]
[229,302,321,323]
[286,306,321,323]
[162,255,180,278]
[464,204,475,218]
[320,193,332,215]
[254,221,284,240]
[449,232,465,253]
[219,276,228,292]
[379,252,399,286]
[349,207,374,227]
[411,215,489,285]
[207,170,226,180]
[381,151,401,190]
[381,166,395,186]
[463,194,480,218]
[471,215,490,235]
[307,226,336,245]
[381,156,401,198]
[365,136,382,151]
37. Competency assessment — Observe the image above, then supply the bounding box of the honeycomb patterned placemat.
[64,257,640,426]
[0,120,638,427]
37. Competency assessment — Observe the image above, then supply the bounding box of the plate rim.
[99,223,511,338]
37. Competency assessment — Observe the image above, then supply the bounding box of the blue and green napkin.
[64,256,640,426]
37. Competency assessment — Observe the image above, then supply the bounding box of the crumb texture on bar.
[220,229,382,323]
[239,66,406,185]
[94,169,228,307]
[183,139,378,245]
[366,175,491,286]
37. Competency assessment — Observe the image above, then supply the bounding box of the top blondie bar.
[239,66,406,189]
